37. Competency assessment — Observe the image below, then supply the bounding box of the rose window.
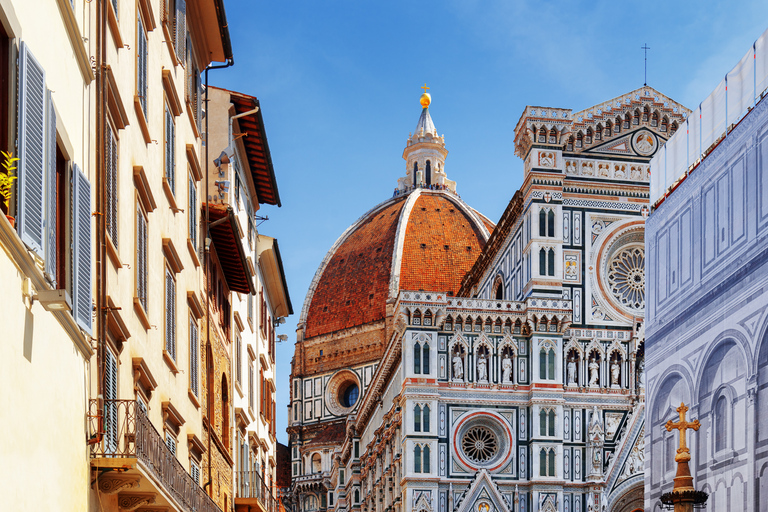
[461,426,498,464]
[607,247,645,312]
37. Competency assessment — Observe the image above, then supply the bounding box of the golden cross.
[421,83,430,93]
[665,402,700,458]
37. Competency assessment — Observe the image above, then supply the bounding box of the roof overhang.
[206,203,256,295]
[257,235,293,318]
[230,91,281,206]
[187,0,233,66]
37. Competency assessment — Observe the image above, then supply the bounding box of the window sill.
[163,349,179,374]
[235,380,244,399]
[106,234,122,269]
[188,389,200,409]
[133,297,151,330]
[187,239,200,268]
[163,177,181,212]
[134,96,152,144]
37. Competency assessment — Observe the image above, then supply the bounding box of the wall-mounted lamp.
[23,278,72,311]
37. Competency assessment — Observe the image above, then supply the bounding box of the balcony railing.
[236,469,280,512]
[88,399,222,512]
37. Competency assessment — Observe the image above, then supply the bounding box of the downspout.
[203,55,233,496]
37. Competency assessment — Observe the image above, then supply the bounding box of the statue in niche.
[567,357,577,386]
[611,360,620,388]
[637,358,645,389]
[502,353,513,384]
[589,357,600,387]
[452,350,464,380]
[477,352,488,382]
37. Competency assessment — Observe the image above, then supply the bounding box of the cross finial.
[421,83,430,93]
[641,44,651,86]
[665,402,700,460]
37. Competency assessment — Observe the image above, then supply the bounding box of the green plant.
[0,150,19,212]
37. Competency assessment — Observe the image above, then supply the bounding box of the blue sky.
[210,0,768,444]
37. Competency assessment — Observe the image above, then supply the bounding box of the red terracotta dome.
[300,189,494,339]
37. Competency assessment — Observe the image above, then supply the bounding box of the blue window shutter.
[175,0,186,61]
[136,205,147,309]
[104,349,118,453]
[188,176,196,248]
[17,42,46,255]
[190,318,198,396]
[137,14,147,118]
[72,164,92,334]
[45,90,58,284]
[106,125,118,247]
[165,269,176,359]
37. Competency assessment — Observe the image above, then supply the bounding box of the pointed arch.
[425,160,432,186]
[549,127,558,144]
[595,123,603,140]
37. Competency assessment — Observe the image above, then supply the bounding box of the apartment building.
[0,1,290,511]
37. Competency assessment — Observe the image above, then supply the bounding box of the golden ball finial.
[420,92,431,108]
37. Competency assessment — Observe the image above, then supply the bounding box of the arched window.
[715,395,728,452]
[354,489,360,504]
[414,404,422,432]
[624,114,631,129]
[585,128,593,144]
[540,409,548,436]
[576,132,583,148]
[540,345,555,380]
[595,124,602,140]
[548,347,556,378]
[642,107,649,122]
[548,248,555,277]
[651,112,659,127]
[422,343,430,374]
[548,410,556,436]
[540,209,547,237]
[312,453,322,474]
[615,117,622,133]
[670,122,678,135]
[549,128,557,144]
[423,445,431,473]
[414,445,422,473]
[539,248,547,276]
[567,136,574,151]
[538,127,547,143]
[413,162,418,175]
[547,210,555,237]
[633,109,640,125]
[495,281,503,300]
[414,342,421,374]
[539,448,547,476]
[661,117,668,132]
[423,405,430,432]
[425,160,431,186]
[547,448,555,476]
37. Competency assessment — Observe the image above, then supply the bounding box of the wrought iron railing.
[236,468,280,512]
[88,399,222,512]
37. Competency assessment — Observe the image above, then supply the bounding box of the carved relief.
[117,493,156,511]
[97,474,141,495]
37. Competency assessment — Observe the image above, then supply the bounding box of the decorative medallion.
[461,426,498,464]
[632,130,657,156]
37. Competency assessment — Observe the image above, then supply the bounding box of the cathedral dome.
[299,189,494,339]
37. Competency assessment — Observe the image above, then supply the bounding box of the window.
[414,404,421,431]
[539,248,555,277]
[104,348,118,453]
[189,316,199,396]
[539,209,555,237]
[235,334,242,385]
[312,453,322,473]
[191,459,200,485]
[423,404,430,432]
[249,360,255,410]
[414,342,421,374]
[165,268,176,360]
[164,102,175,192]
[248,293,253,327]
[539,408,556,436]
[137,12,148,119]
[185,41,202,131]
[165,431,177,455]
[539,345,556,380]
[414,444,430,473]
[414,445,422,473]
[106,123,118,247]
[136,202,148,310]
[164,0,187,62]
[539,448,555,476]
[188,175,197,249]
[422,343,430,374]
[715,395,729,452]
[414,404,430,432]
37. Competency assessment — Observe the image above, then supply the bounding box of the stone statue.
[452,353,463,380]
[567,358,577,386]
[637,358,645,389]
[611,361,620,387]
[589,358,599,387]
[502,355,512,384]
[477,353,487,382]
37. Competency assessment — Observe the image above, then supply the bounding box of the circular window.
[452,411,513,472]
[461,425,498,464]
[607,247,645,312]
[325,370,361,416]
[340,383,359,407]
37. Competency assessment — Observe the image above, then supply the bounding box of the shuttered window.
[137,13,148,119]
[190,459,200,485]
[44,91,57,284]
[136,202,148,310]
[164,102,175,192]
[189,316,198,396]
[165,431,176,455]
[106,124,118,247]
[17,42,46,254]
[165,268,176,360]
[188,175,196,249]
[104,349,118,454]
[174,0,186,62]
[248,361,254,410]
[72,164,93,334]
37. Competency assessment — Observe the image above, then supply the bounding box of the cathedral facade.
[289,88,688,512]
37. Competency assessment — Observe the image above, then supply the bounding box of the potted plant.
[0,150,18,227]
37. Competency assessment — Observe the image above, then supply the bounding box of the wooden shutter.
[106,125,118,247]
[175,0,186,62]
[165,269,176,359]
[104,349,118,453]
[165,105,175,191]
[136,205,147,310]
[188,176,196,248]
[17,42,46,254]
[137,14,148,118]
[45,91,58,284]
[189,317,198,396]
[72,164,93,334]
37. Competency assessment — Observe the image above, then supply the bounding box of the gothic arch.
[693,329,752,401]
[649,365,695,420]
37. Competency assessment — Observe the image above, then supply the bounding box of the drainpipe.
[203,55,233,497]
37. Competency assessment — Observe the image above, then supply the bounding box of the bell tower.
[399,86,455,193]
